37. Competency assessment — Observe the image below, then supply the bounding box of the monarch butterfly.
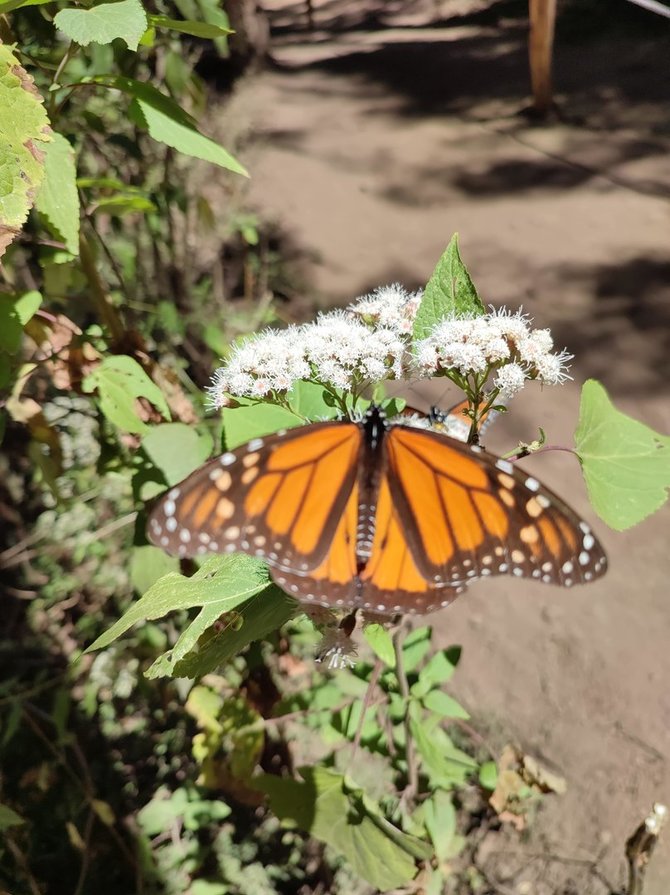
[147,402,607,615]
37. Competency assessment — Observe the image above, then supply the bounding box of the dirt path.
[237,2,670,890]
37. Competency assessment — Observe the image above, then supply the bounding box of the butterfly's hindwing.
[384,426,607,589]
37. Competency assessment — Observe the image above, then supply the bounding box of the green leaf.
[91,194,156,215]
[86,554,273,653]
[0,0,53,12]
[82,355,170,434]
[0,803,24,830]
[416,646,461,693]
[287,380,340,422]
[222,403,304,450]
[410,718,476,789]
[412,234,485,342]
[364,624,395,667]
[575,379,670,530]
[138,786,230,837]
[0,291,42,354]
[421,689,470,720]
[478,760,498,791]
[35,132,79,255]
[142,423,213,486]
[149,14,231,37]
[54,0,148,51]
[256,767,426,889]
[129,545,179,594]
[146,586,297,679]
[0,46,51,259]
[422,791,458,862]
[402,625,432,672]
[82,75,247,175]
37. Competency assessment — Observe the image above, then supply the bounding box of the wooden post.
[528,0,557,115]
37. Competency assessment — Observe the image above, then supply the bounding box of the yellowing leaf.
[0,46,52,258]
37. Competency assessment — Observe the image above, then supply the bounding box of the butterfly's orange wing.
[276,472,464,614]
[147,422,362,574]
[384,425,607,589]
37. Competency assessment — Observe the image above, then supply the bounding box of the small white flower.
[489,306,533,342]
[494,362,527,398]
[349,283,422,333]
[534,349,573,385]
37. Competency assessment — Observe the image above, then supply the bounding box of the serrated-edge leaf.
[86,554,271,652]
[412,234,485,342]
[35,132,80,254]
[54,0,148,51]
[0,46,52,258]
[147,586,297,679]
[575,379,670,530]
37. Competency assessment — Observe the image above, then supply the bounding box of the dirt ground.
[228,1,670,891]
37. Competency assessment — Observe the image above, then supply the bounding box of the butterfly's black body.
[356,407,388,568]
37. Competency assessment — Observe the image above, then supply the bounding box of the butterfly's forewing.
[147,421,362,574]
[384,425,607,589]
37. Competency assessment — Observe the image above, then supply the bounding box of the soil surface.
[232,1,669,890]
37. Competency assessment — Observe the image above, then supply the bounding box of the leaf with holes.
[575,379,670,530]
[82,355,170,434]
[146,586,297,679]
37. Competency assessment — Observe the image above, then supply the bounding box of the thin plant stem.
[351,657,384,758]
[502,444,577,462]
[393,624,419,806]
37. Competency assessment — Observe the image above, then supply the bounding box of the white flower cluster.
[208,284,572,407]
[208,306,407,407]
[349,283,423,334]
[208,327,310,403]
[414,307,572,398]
